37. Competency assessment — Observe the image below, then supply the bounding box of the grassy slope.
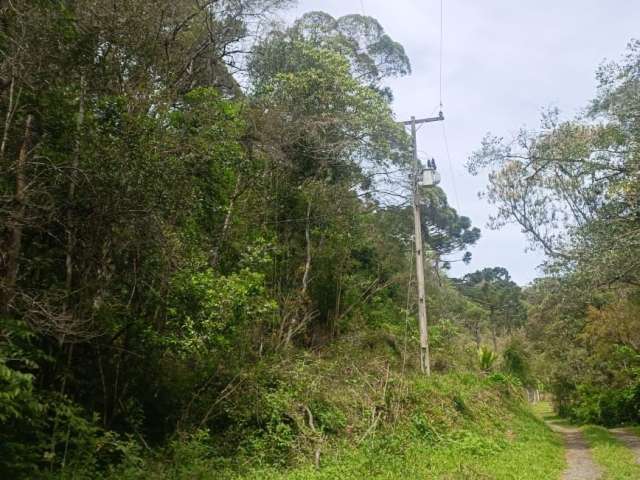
[583,426,640,480]
[246,407,564,479]
[230,377,565,480]
[102,337,566,480]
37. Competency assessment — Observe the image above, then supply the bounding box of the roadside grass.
[102,365,567,480]
[229,392,565,479]
[531,401,556,420]
[583,426,640,480]
[420,403,565,480]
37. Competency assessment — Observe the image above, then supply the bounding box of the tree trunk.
[210,172,242,269]
[333,270,342,339]
[301,200,312,296]
[65,74,85,307]
[474,322,481,348]
[284,201,313,347]
[489,307,498,350]
[491,325,498,351]
[4,113,33,309]
[0,74,16,163]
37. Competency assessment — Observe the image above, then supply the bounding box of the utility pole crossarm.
[399,111,444,126]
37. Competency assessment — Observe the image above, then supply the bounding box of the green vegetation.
[531,401,557,421]
[477,345,498,372]
[583,426,640,479]
[0,2,544,478]
[470,39,640,426]
[1,0,640,478]
[98,368,566,479]
[235,382,565,480]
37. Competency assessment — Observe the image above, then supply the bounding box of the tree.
[249,11,411,96]
[0,3,488,476]
[455,267,526,349]
[0,1,292,473]
[468,39,640,424]
[420,186,480,267]
[467,40,640,289]
[245,18,414,343]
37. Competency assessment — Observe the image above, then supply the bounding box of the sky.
[280,0,640,285]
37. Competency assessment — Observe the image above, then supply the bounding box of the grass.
[583,425,640,479]
[414,404,565,479]
[531,401,556,420]
[231,407,565,479]
[533,401,640,480]
[96,349,568,480]
[227,388,566,479]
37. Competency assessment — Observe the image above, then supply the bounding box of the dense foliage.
[470,39,640,426]
[0,2,491,478]
[7,1,635,478]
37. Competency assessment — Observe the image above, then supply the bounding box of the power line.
[359,0,366,16]
[441,122,461,212]
[439,0,444,108]
[437,1,460,213]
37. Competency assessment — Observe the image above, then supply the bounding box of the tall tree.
[455,267,526,349]
[468,39,640,424]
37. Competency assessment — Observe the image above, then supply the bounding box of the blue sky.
[280,0,640,284]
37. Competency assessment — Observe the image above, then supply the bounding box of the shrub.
[502,339,533,387]
[477,346,498,372]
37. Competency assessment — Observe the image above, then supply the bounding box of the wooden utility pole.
[401,112,444,375]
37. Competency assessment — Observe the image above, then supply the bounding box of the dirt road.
[547,421,601,480]
[610,428,640,464]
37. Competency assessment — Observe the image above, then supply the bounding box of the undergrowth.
[224,381,564,479]
[84,336,565,480]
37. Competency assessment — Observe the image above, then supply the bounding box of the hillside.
[2,2,640,479]
[74,335,567,479]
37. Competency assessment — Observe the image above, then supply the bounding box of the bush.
[557,371,640,426]
[477,346,498,372]
[502,338,533,387]
[166,267,277,358]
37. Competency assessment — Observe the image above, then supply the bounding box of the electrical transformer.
[419,169,441,187]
